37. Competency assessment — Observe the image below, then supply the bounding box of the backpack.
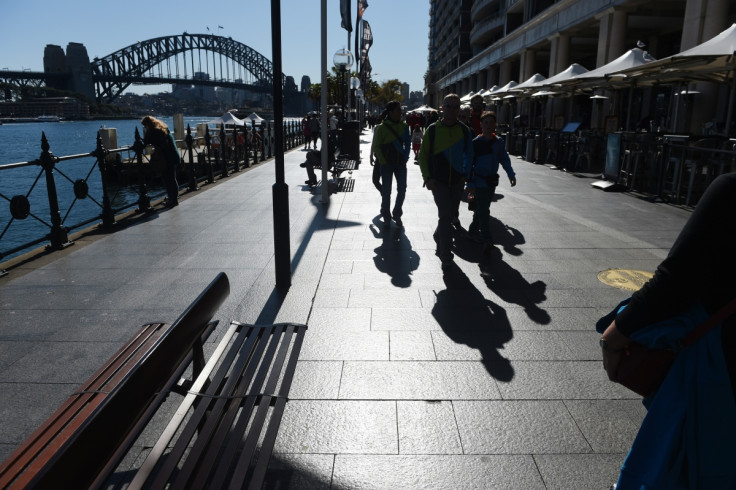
[426,121,471,184]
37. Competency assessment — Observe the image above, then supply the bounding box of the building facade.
[427,0,736,133]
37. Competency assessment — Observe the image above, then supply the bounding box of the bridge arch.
[91,33,286,103]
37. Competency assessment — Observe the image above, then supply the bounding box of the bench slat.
[231,324,305,490]
[128,322,307,490]
[184,324,281,489]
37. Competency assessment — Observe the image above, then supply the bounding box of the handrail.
[0,120,304,269]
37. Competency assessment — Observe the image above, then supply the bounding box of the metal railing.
[0,120,305,269]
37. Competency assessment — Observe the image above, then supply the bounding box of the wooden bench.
[0,272,307,489]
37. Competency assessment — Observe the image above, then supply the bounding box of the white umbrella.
[409,105,437,114]
[207,111,245,126]
[245,112,265,123]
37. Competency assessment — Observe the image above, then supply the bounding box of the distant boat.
[37,115,61,122]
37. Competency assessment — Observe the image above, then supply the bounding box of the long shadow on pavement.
[369,215,420,288]
[432,261,514,382]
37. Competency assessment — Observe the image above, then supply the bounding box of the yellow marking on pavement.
[597,268,654,291]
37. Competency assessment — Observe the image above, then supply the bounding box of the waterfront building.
[427,0,736,134]
[0,97,89,119]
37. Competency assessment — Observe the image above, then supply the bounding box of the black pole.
[271,0,291,290]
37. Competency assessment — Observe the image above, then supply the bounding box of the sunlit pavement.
[0,128,691,488]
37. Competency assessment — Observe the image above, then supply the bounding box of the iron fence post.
[231,126,240,173]
[39,132,73,250]
[95,132,116,227]
[205,126,216,184]
[133,127,153,213]
[220,125,229,178]
[243,126,250,168]
[186,125,199,191]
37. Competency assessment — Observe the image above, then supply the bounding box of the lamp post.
[333,49,353,121]
[350,76,360,125]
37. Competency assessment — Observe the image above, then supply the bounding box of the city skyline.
[1,1,429,97]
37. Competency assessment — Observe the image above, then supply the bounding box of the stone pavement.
[0,128,692,489]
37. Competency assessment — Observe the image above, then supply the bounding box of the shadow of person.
[431,262,514,382]
[479,246,550,325]
[369,216,420,288]
[488,215,525,256]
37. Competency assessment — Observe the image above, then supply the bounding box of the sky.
[0,1,430,96]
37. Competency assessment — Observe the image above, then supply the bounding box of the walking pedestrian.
[466,111,516,252]
[371,101,411,227]
[302,114,311,149]
[417,94,473,269]
[308,114,320,150]
[140,115,181,208]
[411,126,423,161]
[469,94,485,135]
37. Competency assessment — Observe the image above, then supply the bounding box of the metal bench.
[0,272,307,489]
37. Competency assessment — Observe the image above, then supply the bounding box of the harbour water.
[0,116,215,262]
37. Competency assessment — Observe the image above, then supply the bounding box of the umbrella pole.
[725,69,736,137]
[625,83,635,131]
[672,83,682,133]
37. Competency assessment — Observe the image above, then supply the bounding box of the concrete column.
[478,71,487,91]
[522,49,536,81]
[683,0,731,133]
[596,10,627,66]
[500,59,513,85]
[487,65,499,88]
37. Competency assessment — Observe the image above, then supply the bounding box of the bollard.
[186,125,199,191]
[95,132,116,226]
[205,126,216,184]
[38,132,74,249]
[132,127,153,213]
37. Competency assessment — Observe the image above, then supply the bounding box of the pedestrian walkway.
[0,128,692,489]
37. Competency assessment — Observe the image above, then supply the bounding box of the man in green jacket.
[418,93,474,269]
[371,100,411,227]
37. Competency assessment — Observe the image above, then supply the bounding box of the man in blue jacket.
[371,100,411,227]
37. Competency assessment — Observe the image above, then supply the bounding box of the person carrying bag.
[597,172,736,489]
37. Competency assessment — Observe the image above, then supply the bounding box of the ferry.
[37,115,61,122]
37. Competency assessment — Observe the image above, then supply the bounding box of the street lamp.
[350,76,361,125]
[333,49,353,121]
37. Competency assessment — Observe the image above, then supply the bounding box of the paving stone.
[390,331,436,360]
[454,400,591,454]
[274,400,397,454]
[534,453,626,489]
[306,307,371,333]
[290,361,343,399]
[300,329,389,360]
[397,401,462,454]
[564,399,647,452]
[495,361,636,399]
[264,453,334,490]
[339,361,503,399]
[332,455,544,490]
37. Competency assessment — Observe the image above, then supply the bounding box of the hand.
[425,179,437,191]
[600,321,629,382]
[509,177,517,187]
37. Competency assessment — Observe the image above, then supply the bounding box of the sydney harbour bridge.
[0,33,297,104]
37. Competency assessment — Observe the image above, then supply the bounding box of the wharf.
[0,130,691,488]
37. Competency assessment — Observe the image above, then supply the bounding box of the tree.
[367,79,403,110]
